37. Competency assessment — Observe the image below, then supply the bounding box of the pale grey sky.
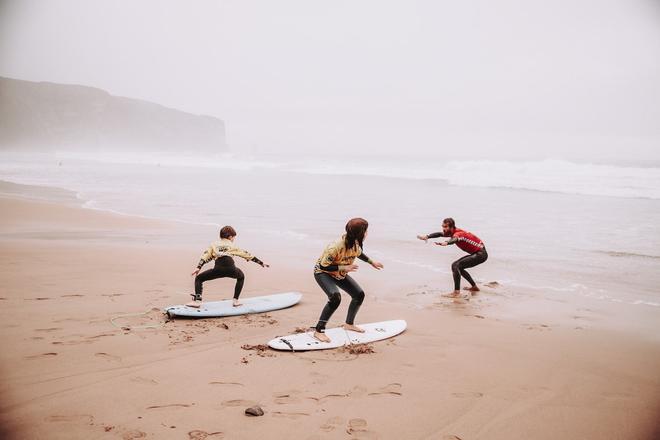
[1,0,659,160]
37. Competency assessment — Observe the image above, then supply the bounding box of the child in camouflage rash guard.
[189,226,269,308]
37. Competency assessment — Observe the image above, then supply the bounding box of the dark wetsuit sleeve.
[427,232,446,239]
[319,263,340,272]
[250,256,265,266]
[357,252,372,263]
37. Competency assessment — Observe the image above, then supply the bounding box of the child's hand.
[191,268,200,276]
[416,234,428,242]
[435,241,448,246]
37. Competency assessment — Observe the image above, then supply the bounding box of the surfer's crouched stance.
[312,218,384,343]
[189,226,269,308]
[417,217,487,299]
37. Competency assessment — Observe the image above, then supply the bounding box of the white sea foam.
[286,158,660,200]
[9,152,656,200]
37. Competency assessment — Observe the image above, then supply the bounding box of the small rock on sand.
[245,406,264,417]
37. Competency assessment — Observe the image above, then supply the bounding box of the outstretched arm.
[417,232,446,242]
[435,237,458,246]
[358,252,384,270]
[250,256,270,268]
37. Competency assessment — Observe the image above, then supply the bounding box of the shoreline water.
[1,160,659,311]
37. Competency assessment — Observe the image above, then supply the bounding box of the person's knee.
[451,261,461,272]
[236,270,245,281]
[353,290,365,305]
[328,291,341,308]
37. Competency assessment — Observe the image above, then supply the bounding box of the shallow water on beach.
[1,151,659,310]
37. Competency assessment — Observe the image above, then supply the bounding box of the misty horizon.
[1,0,659,161]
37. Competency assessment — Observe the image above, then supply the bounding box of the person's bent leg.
[337,275,365,331]
[190,268,223,306]
[232,268,245,300]
[460,268,477,288]
[457,249,488,292]
[451,257,467,291]
[314,273,342,333]
[443,255,472,298]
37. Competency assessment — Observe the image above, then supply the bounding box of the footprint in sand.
[451,392,483,398]
[46,414,94,424]
[61,294,84,298]
[320,416,344,432]
[26,297,52,301]
[147,403,195,409]
[95,352,121,362]
[35,327,62,332]
[102,293,125,297]
[132,377,159,385]
[146,403,194,410]
[306,392,350,403]
[188,430,224,439]
[442,436,463,440]
[273,390,302,404]
[221,399,256,407]
[122,430,147,439]
[368,383,402,397]
[272,411,310,419]
[87,332,116,341]
[346,418,379,438]
[209,381,243,387]
[525,323,551,331]
[26,352,58,359]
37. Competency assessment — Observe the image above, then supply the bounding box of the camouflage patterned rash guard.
[314,234,372,280]
[196,238,264,269]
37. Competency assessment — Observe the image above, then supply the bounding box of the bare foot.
[232,299,242,307]
[441,291,462,298]
[463,286,480,292]
[313,331,331,343]
[186,300,202,308]
[342,324,365,333]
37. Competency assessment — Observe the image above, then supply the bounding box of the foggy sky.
[1,0,659,160]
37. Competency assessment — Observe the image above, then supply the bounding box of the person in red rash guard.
[417,217,488,299]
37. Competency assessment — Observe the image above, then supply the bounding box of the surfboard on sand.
[268,319,407,351]
[164,292,302,318]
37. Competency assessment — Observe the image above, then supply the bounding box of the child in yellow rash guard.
[312,218,384,343]
[189,226,269,308]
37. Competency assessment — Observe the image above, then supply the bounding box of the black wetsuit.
[194,255,263,301]
[314,253,371,332]
[428,232,488,290]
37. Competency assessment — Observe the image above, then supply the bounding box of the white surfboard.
[165,292,302,318]
[268,319,407,351]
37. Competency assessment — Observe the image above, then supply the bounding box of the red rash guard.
[451,228,484,253]
[428,228,485,254]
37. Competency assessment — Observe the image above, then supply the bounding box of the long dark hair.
[345,218,368,250]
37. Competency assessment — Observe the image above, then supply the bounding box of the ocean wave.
[21,152,659,200]
[287,158,660,200]
[595,250,660,260]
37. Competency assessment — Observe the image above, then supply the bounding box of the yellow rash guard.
[196,238,258,269]
[314,234,372,280]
